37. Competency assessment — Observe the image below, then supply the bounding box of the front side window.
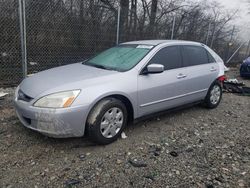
[148,46,182,70]
[182,46,209,67]
[84,45,152,71]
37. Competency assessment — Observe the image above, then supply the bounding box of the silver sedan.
[14,40,225,144]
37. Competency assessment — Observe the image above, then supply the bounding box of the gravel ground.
[0,68,250,188]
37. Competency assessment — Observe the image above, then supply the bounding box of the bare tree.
[147,0,158,37]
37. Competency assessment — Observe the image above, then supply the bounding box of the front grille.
[18,90,33,102]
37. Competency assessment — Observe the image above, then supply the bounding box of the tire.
[204,81,222,109]
[86,98,128,145]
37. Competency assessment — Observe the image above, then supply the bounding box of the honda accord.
[14,40,225,144]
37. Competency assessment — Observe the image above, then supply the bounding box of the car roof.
[121,40,203,46]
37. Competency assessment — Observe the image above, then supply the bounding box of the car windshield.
[84,45,153,71]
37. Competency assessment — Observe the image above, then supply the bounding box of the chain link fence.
[0,0,249,87]
[24,0,118,75]
[0,0,22,87]
[1,0,118,87]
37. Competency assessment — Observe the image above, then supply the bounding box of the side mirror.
[143,64,164,74]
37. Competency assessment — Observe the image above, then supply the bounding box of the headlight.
[33,90,80,108]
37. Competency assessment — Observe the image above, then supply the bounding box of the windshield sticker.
[136,45,154,49]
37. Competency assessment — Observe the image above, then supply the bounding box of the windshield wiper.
[84,62,118,71]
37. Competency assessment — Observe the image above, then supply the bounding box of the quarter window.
[148,46,182,70]
[207,50,216,63]
[182,46,209,67]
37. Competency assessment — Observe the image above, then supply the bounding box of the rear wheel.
[204,81,222,109]
[86,98,127,145]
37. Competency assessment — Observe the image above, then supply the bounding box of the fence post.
[171,14,176,40]
[210,26,215,48]
[116,6,121,45]
[18,0,27,78]
[205,22,211,45]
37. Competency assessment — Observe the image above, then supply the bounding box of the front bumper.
[14,99,89,138]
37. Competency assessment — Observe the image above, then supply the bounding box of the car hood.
[20,63,118,98]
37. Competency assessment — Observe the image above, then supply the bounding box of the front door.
[137,45,188,117]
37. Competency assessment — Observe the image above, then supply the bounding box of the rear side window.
[182,46,209,67]
[149,46,182,70]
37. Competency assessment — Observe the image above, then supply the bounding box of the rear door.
[179,45,220,101]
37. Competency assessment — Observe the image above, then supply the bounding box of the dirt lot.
[0,68,250,188]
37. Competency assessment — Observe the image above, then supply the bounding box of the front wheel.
[204,81,222,109]
[86,98,127,145]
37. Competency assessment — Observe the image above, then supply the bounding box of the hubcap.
[100,107,124,138]
[210,85,221,105]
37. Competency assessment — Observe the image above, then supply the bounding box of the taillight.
[217,75,227,82]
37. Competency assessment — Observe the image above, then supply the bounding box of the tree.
[147,0,158,37]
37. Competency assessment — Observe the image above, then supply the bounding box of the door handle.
[210,67,217,72]
[177,73,187,79]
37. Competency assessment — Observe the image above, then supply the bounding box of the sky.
[218,0,250,41]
